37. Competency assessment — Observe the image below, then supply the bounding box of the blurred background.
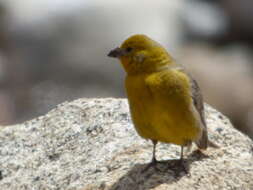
[0,0,252,139]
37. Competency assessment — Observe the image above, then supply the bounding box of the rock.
[0,98,252,190]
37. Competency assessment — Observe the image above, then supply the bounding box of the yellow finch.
[108,34,209,170]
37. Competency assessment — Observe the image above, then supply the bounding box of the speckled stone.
[0,98,252,190]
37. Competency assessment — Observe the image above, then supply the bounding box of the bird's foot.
[169,159,189,176]
[141,158,162,173]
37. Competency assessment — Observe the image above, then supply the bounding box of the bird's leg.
[151,140,158,163]
[142,140,160,172]
[180,145,184,162]
[173,145,188,174]
[166,145,188,174]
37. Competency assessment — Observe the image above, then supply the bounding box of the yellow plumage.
[108,34,208,169]
[126,69,200,145]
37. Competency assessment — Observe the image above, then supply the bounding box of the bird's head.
[108,34,172,75]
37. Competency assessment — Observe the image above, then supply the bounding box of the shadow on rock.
[108,150,209,190]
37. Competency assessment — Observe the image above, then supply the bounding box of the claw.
[141,158,160,173]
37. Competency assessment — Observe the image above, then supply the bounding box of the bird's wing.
[146,65,208,149]
[175,67,208,149]
[189,75,208,149]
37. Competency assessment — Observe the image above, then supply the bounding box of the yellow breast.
[125,72,201,146]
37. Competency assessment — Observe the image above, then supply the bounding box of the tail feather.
[196,129,219,149]
[196,129,208,150]
[208,139,219,148]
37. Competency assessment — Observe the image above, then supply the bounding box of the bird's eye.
[126,47,133,52]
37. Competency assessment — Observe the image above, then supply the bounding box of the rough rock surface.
[0,98,252,190]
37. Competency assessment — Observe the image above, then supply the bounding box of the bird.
[108,34,210,171]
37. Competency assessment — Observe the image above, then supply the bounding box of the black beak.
[107,47,127,58]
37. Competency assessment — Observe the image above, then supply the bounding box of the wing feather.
[190,77,208,149]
